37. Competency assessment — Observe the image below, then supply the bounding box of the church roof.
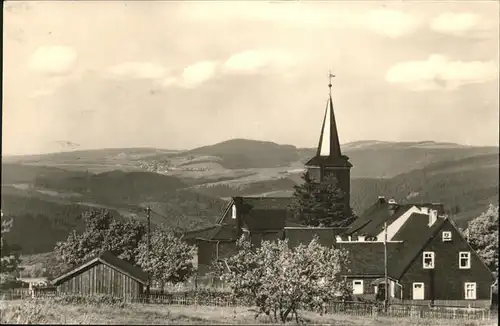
[305,84,352,168]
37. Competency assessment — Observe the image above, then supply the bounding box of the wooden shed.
[51,252,148,298]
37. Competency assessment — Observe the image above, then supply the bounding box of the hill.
[1,166,227,254]
[4,139,497,179]
[188,139,300,169]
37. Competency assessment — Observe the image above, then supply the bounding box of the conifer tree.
[290,172,355,227]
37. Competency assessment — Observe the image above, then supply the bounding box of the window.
[442,231,452,242]
[423,251,435,269]
[352,280,364,294]
[459,252,471,269]
[465,282,476,299]
[231,204,237,219]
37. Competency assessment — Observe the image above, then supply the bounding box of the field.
[0,299,498,325]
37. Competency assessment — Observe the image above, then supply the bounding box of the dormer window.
[442,231,452,242]
[423,251,435,269]
[231,204,237,219]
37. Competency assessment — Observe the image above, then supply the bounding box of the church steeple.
[305,72,353,215]
[316,79,342,158]
[306,73,352,167]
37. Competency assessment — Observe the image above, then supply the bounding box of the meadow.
[0,299,497,325]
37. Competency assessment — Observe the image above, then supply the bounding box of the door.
[412,282,424,300]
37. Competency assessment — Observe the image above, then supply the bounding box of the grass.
[0,299,497,325]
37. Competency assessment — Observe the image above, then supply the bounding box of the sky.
[2,1,499,155]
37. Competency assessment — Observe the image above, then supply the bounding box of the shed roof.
[51,251,149,285]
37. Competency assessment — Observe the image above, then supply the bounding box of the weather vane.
[328,70,335,95]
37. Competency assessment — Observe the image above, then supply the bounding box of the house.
[182,197,308,277]
[51,252,149,298]
[334,197,496,307]
[18,277,49,288]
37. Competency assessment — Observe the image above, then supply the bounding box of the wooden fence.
[1,289,497,321]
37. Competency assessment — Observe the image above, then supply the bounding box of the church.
[183,78,495,307]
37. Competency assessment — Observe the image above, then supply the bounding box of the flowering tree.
[1,211,21,284]
[53,210,145,276]
[135,227,196,291]
[214,237,351,323]
[464,204,499,276]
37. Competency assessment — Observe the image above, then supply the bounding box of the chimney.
[388,199,398,215]
[378,196,386,204]
[429,209,438,226]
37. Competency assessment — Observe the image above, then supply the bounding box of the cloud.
[430,12,481,36]
[365,9,421,38]
[179,2,346,27]
[180,61,219,88]
[28,45,78,76]
[386,54,498,91]
[106,61,168,79]
[223,49,297,74]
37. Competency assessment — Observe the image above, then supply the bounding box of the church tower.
[305,73,352,215]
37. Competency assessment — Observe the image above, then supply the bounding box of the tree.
[214,236,351,323]
[135,226,196,292]
[464,204,499,276]
[290,172,355,227]
[53,210,146,273]
[1,211,22,286]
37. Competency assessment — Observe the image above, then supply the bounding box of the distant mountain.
[5,139,497,179]
[189,139,300,169]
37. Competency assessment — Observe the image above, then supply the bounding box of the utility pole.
[384,221,388,312]
[145,206,152,300]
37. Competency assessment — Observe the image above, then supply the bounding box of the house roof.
[346,200,445,236]
[237,196,299,231]
[182,224,237,242]
[51,251,149,285]
[334,242,405,277]
[284,227,347,248]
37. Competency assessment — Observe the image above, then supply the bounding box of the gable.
[414,219,495,281]
[217,199,236,225]
[52,252,149,286]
